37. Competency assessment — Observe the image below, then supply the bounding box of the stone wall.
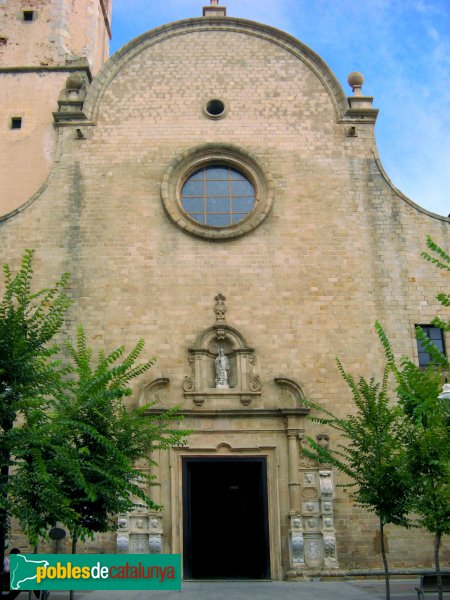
[0,0,110,214]
[0,0,110,71]
[0,16,448,577]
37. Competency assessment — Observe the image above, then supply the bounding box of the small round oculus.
[206,99,225,116]
[203,98,227,119]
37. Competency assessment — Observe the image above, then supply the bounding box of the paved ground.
[13,578,438,600]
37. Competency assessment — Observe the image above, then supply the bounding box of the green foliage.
[0,250,71,563]
[303,354,412,528]
[0,249,71,427]
[419,235,450,599]
[7,415,77,543]
[0,250,188,548]
[303,341,414,600]
[11,326,189,545]
[421,235,450,273]
[421,236,450,330]
[303,236,449,598]
[379,323,450,539]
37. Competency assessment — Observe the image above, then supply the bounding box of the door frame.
[170,446,282,581]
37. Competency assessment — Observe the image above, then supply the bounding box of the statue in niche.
[215,348,230,388]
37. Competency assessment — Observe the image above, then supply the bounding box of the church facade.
[0,0,449,580]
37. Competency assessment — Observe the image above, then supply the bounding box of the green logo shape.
[10,554,181,590]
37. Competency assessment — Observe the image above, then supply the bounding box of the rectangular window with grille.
[416,325,446,366]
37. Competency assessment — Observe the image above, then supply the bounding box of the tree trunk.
[29,545,39,600]
[435,531,443,600]
[0,449,11,595]
[69,536,77,600]
[379,518,390,600]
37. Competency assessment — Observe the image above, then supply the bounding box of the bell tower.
[0,0,112,216]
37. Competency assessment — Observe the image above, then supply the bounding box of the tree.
[0,250,71,583]
[303,344,412,600]
[400,367,449,600]
[377,236,450,600]
[0,250,189,600]
[11,326,188,556]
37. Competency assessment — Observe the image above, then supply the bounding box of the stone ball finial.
[65,73,84,91]
[347,72,364,95]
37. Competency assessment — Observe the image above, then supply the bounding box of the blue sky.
[110,0,449,218]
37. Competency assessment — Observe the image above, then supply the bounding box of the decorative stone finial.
[345,71,378,122]
[65,74,84,91]
[347,71,365,96]
[214,293,227,323]
[53,73,87,124]
[203,0,226,16]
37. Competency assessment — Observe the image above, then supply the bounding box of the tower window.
[416,325,446,366]
[23,10,34,21]
[10,117,22,130]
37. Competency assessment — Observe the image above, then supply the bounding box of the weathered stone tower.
[1,0,449,581]
[0,0,111,215]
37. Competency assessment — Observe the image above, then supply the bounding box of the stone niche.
[183,323,262,407]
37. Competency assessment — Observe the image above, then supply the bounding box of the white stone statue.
[215,348,230,388]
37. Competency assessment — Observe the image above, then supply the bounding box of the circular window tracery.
[181,166,255,228]
[160,145,275,241]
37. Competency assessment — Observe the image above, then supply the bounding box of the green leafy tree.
[303,343,412,600]
[12,326,188,556]
[0,250,71,580]
[1,249,188,600]
[398,362,449,600]
[379,238,450,600]
[7,403,75,546]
